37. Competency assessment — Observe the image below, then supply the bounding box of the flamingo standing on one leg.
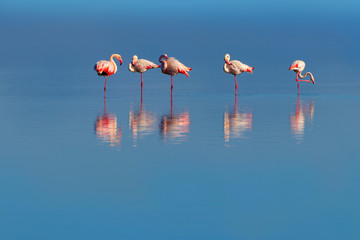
[223,54,254,95]
[128,55,160,88]
[159,54,192,92]
[289,60,315,95]
[94,54,123,97]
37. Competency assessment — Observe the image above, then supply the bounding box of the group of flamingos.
[94,53,315,96]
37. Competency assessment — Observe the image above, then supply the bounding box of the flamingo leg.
[234,94,238,113]
[171,89,173,118]
[296,73,300,95]
[235,75,238,95]
[104,77,107,98]
[171,75,173,90]
[141,85,143,114]
[297,82,300,95]
[141,73,143,87]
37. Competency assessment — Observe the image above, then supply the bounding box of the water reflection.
[290,96,315,143]
[224,95,253,142]
[129,88,156,147]
[159,93,190,143]
[95,98,122,148]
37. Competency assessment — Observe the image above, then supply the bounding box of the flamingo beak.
[120,59,123,65]
[226,60,230,65]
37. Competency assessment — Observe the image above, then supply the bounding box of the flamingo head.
[289,60,305,72]
[132,55,138,65]
[159,54,168,63]
[114,54,123,65]
[224,54,231,65]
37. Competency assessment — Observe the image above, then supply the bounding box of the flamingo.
[289,60,315,95]
[223,54,254,95]
[128,55,160,88]
[94,54,123,97]
[159,54,192,91]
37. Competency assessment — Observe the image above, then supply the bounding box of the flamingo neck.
[298,71,315,82]
[223,63,231,73]
[110,54,118,73]
[161,61,167,73]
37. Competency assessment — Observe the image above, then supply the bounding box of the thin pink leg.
[234,94,238,113]
[141,86,143,114]
[296,73,299,95]
[141,73,143,87]
[171,76,173,90]
[235,75,238,95]
[104,77,107,98]
[297,82,300,95]
[171,89,173,118]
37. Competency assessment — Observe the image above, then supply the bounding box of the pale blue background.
[0,1,360,239]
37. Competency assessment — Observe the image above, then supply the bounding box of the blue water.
[1,1,360,239]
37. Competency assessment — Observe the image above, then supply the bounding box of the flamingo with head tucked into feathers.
[289,60,315,95]
[223,54,254,95]
[128,55,160,87]
[159,54,192,90]
[94,54,123,97]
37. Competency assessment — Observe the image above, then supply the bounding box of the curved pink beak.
[119,59,123,65]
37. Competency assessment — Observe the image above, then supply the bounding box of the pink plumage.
[289,60,315,95]
[94,54,123,97]
[159,54,192,90]
[128,55,160,87]
[223,54,254,95]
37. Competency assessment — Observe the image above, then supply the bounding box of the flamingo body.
[128,55,160,74]
[160,54,191,75]
[94,54,123,77]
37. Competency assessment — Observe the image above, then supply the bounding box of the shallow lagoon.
[1,3,360,238]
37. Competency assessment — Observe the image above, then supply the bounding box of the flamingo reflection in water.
[224,95,253,142]
[95,98,122,148]
[290,96,315,143]
[129,89,156,147]
[159,93,190,143]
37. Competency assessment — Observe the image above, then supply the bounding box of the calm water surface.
[1,3,360,238]
[1,83,360,239]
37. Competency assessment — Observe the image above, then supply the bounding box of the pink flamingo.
[289,60,315,95]
[223,54,254,95]
[128,55,160,87]
[159,54,192,90]
[94,54,123,97]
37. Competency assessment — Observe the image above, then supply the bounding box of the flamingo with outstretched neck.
[128,55,160,87]
[289,60,315,95]
[94,54,123,97]
[159,54,192,91]
[223,54,254,95]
